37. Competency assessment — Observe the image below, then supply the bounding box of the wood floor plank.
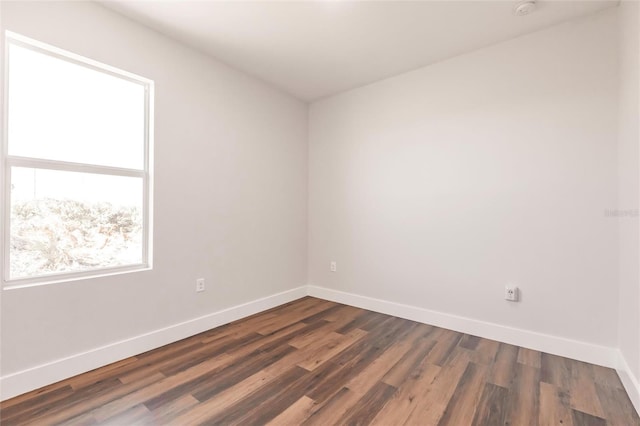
[335,310,388,334]
[1,381,74,410]
[3,297,639,426]
[403,350,472,425]
[288,320,340,349]
[539,381,574,426]
[470,383,509,426]
[437,362,489,425]
[205,366,310,425]
[335,381,397,426]
[302,388,353,425]
[159,332,262,377]
[20,372,165,426]
[503,363,540,426]
[322,305,364,322]
[540,352,572,391]
[256,300,337,335]
[592,363,624,390]
[266,395,317,426]
[170,325,371,424]
[312,332,436,425]
[288,306,367,350]
[300,304,346,324]
[146,394,199,424]
[202,313,280,341]
[67,357,141,391]
[2,378,123,425]
[0,385,75,422]
[459,334,481,350]
[370,362,441,425]
[94,403,151,426]
[75,355,231,423]
[307,317,414,404]
[359,311,400,332]
[466,337,500,366]
[570,360,606,418]
[381,338,436,387]
[166,361,283,424]
[594,382,640,426]
[305,326,429,425]
[347,324,423,395]
[517,347,542,368]
[571,409,607,426]
[487,342,519,388]
[63,413,98,426]
[117,335,222,384]
[211,297,318,339]
[297,329,367,371]
[423,329,463,367]
[183,343,297,404]
[230,320,328,359]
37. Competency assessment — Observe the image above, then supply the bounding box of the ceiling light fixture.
[513,1,537,16]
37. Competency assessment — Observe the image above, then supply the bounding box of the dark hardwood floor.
[1,297,638,425]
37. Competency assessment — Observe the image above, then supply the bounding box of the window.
[3,32,153,285]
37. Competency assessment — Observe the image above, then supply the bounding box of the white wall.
[617,0,640,411]
[309,10,619,349]
[0,0,307,387]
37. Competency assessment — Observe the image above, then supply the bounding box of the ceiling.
[101,1,618,102]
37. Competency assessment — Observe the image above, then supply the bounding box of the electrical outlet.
[330,261,337,272]
[505,286,518,302]
[196,278,205,292]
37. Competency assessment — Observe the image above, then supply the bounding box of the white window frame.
[2,31,154,288]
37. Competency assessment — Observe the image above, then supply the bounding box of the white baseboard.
[617,350,640,416]
[0,286,307,401]
[307,285,619,369]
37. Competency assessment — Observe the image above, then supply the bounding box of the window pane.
[7,44,146,170]
[10,168,144,280]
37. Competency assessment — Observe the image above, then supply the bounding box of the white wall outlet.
[505,286,518,301]
[330,261,337,272]
[196,278,205,292]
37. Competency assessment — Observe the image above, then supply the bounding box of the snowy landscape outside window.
[4,32,153,285]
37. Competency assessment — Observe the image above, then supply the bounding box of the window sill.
[3,264,153,290]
